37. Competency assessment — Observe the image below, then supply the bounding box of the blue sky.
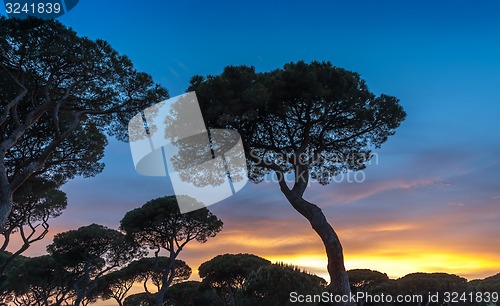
[5,0,500,281]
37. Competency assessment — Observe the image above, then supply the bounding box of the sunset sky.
[4,0,500,294]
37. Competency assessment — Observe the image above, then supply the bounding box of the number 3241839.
[5,2,61,14]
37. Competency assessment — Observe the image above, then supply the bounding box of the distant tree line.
[0,177,495,306]
[347,269,500,306]
[1,246,499,306]
[0,195,223,306]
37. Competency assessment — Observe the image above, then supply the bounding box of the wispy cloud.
[176,60,189,71]
[169,67,180,78]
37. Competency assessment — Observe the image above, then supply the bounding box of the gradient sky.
[3,0,500,299]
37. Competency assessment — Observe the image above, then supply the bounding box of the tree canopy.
[347,269,390,292]
[2,254,73,306]
[166,281,223,306]
[189,61,406,299]
[127,257,192,293]
[395,272,468,305]
[123,292,155,306]
[189,62,406,185]
[120,196,223,257]
[0,16,168,231]
[474,273,500,293]
[94,258,191,306]
[0,177,66,275]
[198,253,271,305]
[120,196,223,306]
[241,263,327,306]
[94,267,140,306]
[47,224,143,306]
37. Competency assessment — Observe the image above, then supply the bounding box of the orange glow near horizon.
[8,194,500,306]
[11,210,497,306]
[220,247,500,282]
[11,213,500,283]
[176,217,500,283]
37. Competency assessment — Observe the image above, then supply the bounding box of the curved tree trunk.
[276,165,352,306]
[0,169,13,233]
[152,253,177,306]
[282,190,351,304]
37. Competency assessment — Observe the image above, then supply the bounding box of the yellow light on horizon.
[261,248,500,282]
